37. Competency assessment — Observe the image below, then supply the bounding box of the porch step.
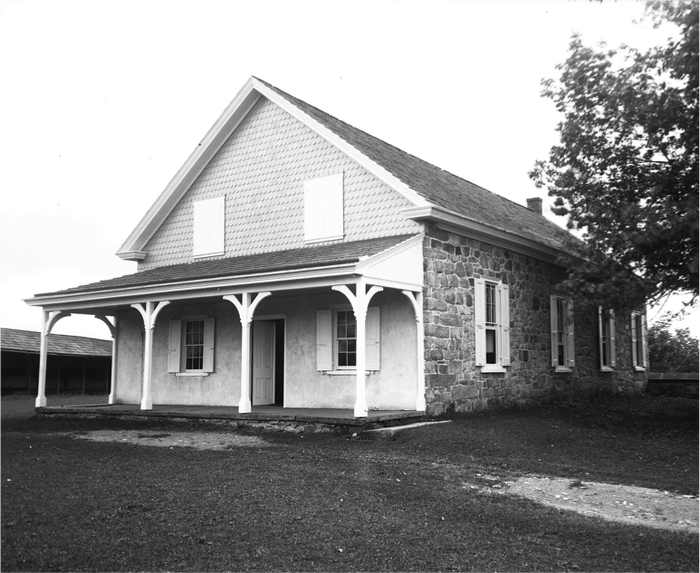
[361,420,452,440]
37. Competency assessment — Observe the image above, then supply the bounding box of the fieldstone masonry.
[422,225,646,416]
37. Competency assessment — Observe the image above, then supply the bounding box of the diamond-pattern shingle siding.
[140,98,421,270]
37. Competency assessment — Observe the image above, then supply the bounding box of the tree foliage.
[530,1,698,312]
[647,317,699,373]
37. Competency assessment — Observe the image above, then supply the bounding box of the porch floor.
[35,402,427,432]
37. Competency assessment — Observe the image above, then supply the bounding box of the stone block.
[428,373,456,387]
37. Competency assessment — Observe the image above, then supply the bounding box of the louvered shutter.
[474,279,486,366]
[565,299,575,368]
[366,306,381,370]
[550,296,558,367]
[609,309,616,368]
[630,313,639,367]
[498,283,510,366]
[168,320,181,373]
[203,317,215,373]
[316,310,333,371]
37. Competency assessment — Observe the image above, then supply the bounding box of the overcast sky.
[1,0,696,339]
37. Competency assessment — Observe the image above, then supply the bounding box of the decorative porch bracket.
[332,280,383,418]
[223,292,272,414]
[95,314,118,404]
[401,290,426,411]
[35,311,72,407]
[131,301,171,410]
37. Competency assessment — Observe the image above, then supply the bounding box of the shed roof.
[0,328,112,357]
[34,234,417,297]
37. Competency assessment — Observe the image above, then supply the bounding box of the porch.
[34,402,427,433]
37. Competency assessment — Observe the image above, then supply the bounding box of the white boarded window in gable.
[304,173,344,243]
[193,196,225,258]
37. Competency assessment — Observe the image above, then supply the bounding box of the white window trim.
[598,306,616,372]
[550,295,575,373]
[474,278,510,371]
[316,306,380,374]
[630,311,648,371]
[168,317,215,376]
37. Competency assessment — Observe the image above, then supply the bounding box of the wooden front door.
[252,320,275,406]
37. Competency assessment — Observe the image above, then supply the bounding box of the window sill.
[304,235,344,245]
[321,370,377,376]
[600,366,614,372]
[175,372,210,377]
[554,367,572,373]
[193,251,225,260]
[634,366,647,372]
[480,365,507,373]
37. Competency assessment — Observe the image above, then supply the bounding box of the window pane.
[485,329,497,364]
[184,320,205,371]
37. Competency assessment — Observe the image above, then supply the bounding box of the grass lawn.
[1,394,698,572]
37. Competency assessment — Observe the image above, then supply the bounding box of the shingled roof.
[35,234,417,297]
[257,77,576,253]
[1,328,112,356]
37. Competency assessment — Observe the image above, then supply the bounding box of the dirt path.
[70,429,698,534]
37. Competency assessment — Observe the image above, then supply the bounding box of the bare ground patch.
[492,474,698,533]
[68,429,270,450]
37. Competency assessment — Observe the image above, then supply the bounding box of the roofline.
[403,205,577,264]
[116,77,431,260]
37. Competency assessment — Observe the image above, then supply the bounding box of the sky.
[0,0,696,340]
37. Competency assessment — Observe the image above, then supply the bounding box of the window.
[193,197,225,258]
[630,311,647,370]
[550,296,574,371]
[168,318,215,374]
[474,278,510,371]
[598,307,616,371]
[304,173,344,243]
[336,310,357,367]
[316,307,380,372]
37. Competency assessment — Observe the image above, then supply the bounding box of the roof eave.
[403,205,576,264]
[116,78,263,258]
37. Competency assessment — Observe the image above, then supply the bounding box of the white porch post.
[131,301,170,410]
[223,292,271,414]
[36,310,72,407]
[95,314,118,404]
[402,290,426,411]
[333,279,383,418]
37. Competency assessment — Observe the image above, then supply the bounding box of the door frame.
[251,315,286,406]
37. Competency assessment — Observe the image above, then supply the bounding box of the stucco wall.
[113,289,418,411]
[422,224,647,415]
[139,97,421,270]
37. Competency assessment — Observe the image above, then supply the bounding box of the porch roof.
[31,234,420,300]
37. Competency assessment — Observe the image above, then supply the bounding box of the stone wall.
[422,224,646,416]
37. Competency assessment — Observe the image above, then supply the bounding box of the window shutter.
[498,284,510,366]
[609,309,616,368]
[597,306,604,370]
[316,309,333,371]
[549,296,558,367]
[193,197,225,257]
[565,299,575,367]
[168,320,181,373]
[365,306,381,370]
[474,279,486,366]
[203,317,215,373]
[630,313,639,367]
[640,313,648,368]
[304,174,343,242]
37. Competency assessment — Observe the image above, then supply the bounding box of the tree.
[647,316,699,373]
[530,1,698,312]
